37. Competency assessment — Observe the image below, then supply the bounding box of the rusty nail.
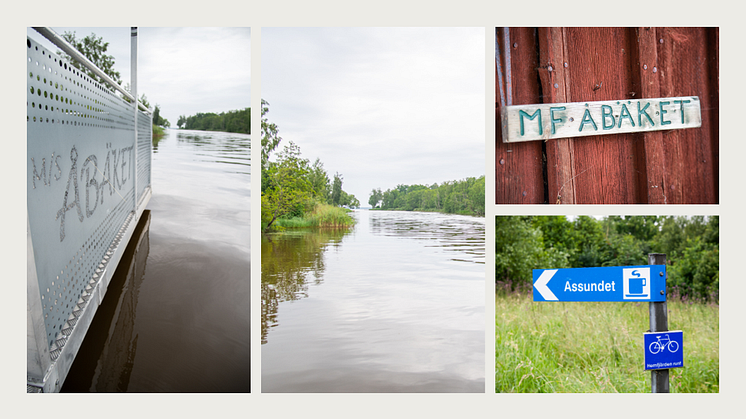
[499,159,505,165]
[643,64,648,70]
[653,67,657,73]
[554,83,559,88]
[547,65,553,72]
[513,42,517,49]
[564,62,568,68]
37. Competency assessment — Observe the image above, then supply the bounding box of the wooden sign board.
[501,96,701,143]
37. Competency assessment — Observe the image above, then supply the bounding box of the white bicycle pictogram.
[649,334,679,354]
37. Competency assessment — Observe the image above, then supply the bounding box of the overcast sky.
[26,27,251,126]
[262,27,484,204]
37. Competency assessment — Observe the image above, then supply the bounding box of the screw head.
[643,64,648,70]
[660,290,665,295]
[660,272,664,276]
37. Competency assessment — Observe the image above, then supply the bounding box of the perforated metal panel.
[27,36,151,359]
[136,108,152,204]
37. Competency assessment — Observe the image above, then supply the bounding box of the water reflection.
[261,229,353,344]
[62,129,250,392]
[61,211,151,392]
[262,210,484,393]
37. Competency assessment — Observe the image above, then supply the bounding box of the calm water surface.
[261,210,485,392]
[62,129,250,392]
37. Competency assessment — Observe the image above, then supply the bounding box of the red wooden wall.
[495,27,719,204]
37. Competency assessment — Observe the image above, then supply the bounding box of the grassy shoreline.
[495,287,719,393]
[152,124,165,138]
[269,203,356,231]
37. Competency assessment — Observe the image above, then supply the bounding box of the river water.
[62,129,251,392]
[261,210,485,392]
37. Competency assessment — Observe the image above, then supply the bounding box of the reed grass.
[152,124,165,136]
[495,286,719,393]
[274,203,355,229]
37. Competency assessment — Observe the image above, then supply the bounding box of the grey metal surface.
[27,33,151,392]
[648,253,670,393]
[32,27,149,113]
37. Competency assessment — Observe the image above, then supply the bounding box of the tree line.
[368,176,485,216]
[495,215,719,302]
[177,108,250,134]
[261,100,357,231]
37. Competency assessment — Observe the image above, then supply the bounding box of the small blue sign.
[532,265,666,302]
[644,331,684,370]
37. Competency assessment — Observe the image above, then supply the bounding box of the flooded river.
[62,129,251,392]
[261,210,485,392]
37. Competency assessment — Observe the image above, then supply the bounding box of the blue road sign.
[532,265,666,302]
[644,331,684,370]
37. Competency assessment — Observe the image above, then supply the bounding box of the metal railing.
[27,27,152,392]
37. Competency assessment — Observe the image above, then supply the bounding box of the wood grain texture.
[656,27,719,203]
[495,27,544,204]
[637,27,667,204]
[538,27,577,204]
[494,27,718,204]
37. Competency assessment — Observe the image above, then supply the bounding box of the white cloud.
[262,27,484,203]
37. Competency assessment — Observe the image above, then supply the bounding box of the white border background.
[3,2,741,417]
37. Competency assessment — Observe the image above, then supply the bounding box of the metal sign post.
[648,253,669,393]
[131,27,139,221]
[532,253,678,393]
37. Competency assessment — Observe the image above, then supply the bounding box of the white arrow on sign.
[535,269,558,301]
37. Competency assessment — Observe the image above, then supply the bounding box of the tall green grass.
[495,288,719,393]
[274,203,355,229]
[152,124,165,138]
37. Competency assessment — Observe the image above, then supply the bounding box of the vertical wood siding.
[495,27,719,204]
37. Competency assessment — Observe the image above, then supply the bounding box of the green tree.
[368,188,383,208]
[261,141,312,232]
[137,92,150,109]
[308,158,331,203]
[495,216,569,289]
[177,115,186,129]
[152,104,162,126]
[59,31,121,89]
[571,216,608,267]
[261,100,282,172]
[331,172,343,206]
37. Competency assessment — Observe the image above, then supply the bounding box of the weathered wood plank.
[538,27,576,204]
[501,96,701,143]
[494,27,717,204]
[495,27,545,204]
[637,27,669,204]
[657,27,719,204]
